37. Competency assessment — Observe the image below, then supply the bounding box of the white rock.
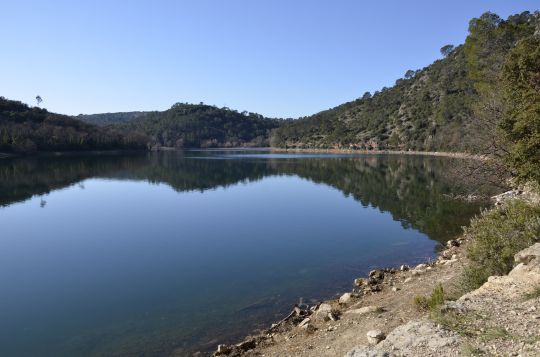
[298,317,311,328]
[515,243,540,264]
[366,329,385,344]
[340,292,353,304]
[404,277,412,283]
[380,320,460,351]
[314,303,333,320]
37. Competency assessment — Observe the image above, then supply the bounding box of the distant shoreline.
[1,147,484,160]
[270,147,484,159]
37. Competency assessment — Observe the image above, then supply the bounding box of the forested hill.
[0,97,148,153]
[75,111,151,126]
[115,103,282,148]
[271,11,540,153]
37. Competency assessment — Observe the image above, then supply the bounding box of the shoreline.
[270,147,484,160]
[211,190,539,357]
[1,147,485,161]
[210,234,469,356]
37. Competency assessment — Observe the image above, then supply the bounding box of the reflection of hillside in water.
[0,152,494,243]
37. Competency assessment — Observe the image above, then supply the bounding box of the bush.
[414,284,445,312]
[461,200,540,291]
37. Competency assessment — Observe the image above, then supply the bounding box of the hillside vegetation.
[117,103,282,148]
[75,111,151,126]
[271,11,539,161]
[0,97,148,153]
[76,103,281,149]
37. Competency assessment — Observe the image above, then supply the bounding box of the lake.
[0,150,492,356]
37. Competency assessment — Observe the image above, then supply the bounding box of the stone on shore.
[339,292,353,304]
[366,329,385,345]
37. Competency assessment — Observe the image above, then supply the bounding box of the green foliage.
[464,11,534,95]
[0,97,148,153]
[76,111,150,126]
[272,11,539,155]
[500,36,540,184]
[414,283,445,312]
[120,103,281,148]
[440,44,455,57]
[461,200,540,291]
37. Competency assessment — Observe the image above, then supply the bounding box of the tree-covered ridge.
[87,103,282,149]
[75,111,151,126]
[271,11,540,155]
[0,97,148,153]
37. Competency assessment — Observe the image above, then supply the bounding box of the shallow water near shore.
[0,150,494,356]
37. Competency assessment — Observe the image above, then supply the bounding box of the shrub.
[414,283,445,312]
[461,200,540,291]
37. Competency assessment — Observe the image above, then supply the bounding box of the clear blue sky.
[1,1,538,118]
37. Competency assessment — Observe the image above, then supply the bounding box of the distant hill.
[94,103,282,148]
[75,111,151,126]
[0,97,148,153]
[271,11,539,153]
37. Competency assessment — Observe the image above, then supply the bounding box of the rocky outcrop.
[345,243,540,357]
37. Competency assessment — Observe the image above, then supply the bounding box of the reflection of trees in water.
[0,152,494,243]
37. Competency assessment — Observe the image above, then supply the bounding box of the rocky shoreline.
[211,190,540,357]
[211,234,466,356]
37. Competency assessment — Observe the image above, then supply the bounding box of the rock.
[411,270,423,276]
[298,317,311,328]
[451,254,458,260]
[514,243,540,264]
[345,346,390,357]
[380,320,460,352]
[355,278,368,286]
[317,303,332,313]
[367,330,386,345]
[313,303,333,321]
[400,265,410,271]
[404,277,412,283]
[447,239,460,248]
[345,306,380,315]
[340,292,354,304]
[439,301,466,314]
[215,344,231,355]
[328,311,339,321]
[236,339,256,351]
[391,286,400,292]
[369,269,385,281]
[441,250,453,259]
[416,263,427,269]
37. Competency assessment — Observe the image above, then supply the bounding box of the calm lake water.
[0,150,493,356]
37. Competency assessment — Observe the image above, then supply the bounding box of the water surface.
[0,150,493,356]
